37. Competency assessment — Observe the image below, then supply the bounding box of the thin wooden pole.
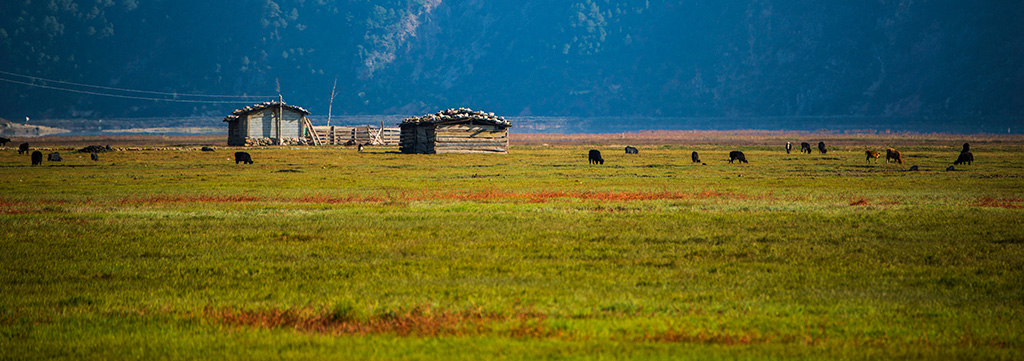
[327,78,337,128]
[277,94,283,145]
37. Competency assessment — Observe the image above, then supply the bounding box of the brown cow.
[886,148,903,165]
[865,151,880,163]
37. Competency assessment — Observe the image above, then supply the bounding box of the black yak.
[48,152,62,162]
[625,146,638,154]
[962,143,970,153]
[800,142,812,154]
[0,137,10,146]
[31,150,42,165]
[691,151,701,163]
[90,152,99,161]
[201,147,215,152]
[954,151,973,165]
[818,141,827,154]
[588,149,604,165]
[19,142,29,155]
[234,152,254,164]
[728,151,748,164]
[785,142,792,154]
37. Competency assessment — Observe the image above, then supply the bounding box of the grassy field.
[1,132,1023,360]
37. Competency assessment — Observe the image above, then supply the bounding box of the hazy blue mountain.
[1,0,1021,131]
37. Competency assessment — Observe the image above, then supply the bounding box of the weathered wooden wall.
[400,123,436,154]
[434,123,508,153]
[242,108,304,141]
[401,122,508,154]
[227,120,245,146]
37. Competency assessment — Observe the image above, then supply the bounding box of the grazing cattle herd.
[2,137,980,170]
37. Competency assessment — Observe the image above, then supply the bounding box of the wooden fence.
[309,125,400,145]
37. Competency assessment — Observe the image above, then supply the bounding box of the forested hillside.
[1,0,1021,125]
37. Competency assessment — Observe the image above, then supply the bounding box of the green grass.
[1,141,1023,360]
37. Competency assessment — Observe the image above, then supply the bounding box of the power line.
[0,69,274,99]
[0,76,264,104]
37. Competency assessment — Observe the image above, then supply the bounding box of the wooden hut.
[400,108,510,154]
[224,101,315,146]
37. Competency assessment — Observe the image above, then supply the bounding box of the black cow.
[234,152,254,164]
[962,143,970,153]
[31,150,42,165]
[48,152,62,162]
[785,142,792,154]
[691,151,701,163]
[818,141,827,154]
[800,142,812,154]
[588,149,604,165]
[728,151,748,164]
[954,151,973,165]
[90,152,99,161]
[19,142,29,155]
[0,137,10,146]
[625,146,638,154]
[201,147,215,152]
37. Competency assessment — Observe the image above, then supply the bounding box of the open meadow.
[1,131,1023,360]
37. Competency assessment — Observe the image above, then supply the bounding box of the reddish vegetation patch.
[203,306,552,338]
[298,190,757,204]
[850,199,869,206]
[0,199,26,214]
[642,329,773,345]
[119,195,267,205]
[201,306,888,346]
[977,197,1023,209]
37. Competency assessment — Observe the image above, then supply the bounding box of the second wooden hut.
[399,108,510,154]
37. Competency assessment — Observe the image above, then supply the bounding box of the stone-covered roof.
[401,108,511,127]
[223,101,310,122]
